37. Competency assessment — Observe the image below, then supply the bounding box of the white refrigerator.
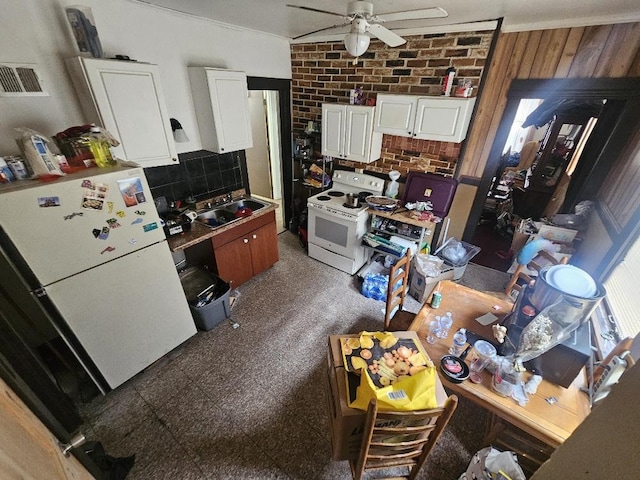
[0,166,196,392]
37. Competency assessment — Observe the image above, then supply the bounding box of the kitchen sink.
[196,208,237,227]
[223,198,268,214]
[196,197,269,229]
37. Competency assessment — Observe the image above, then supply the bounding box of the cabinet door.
[414,97,476,142]
[249,221,279,276]
[344,105,377,163]
[189,68,253,153]
[321,103,345,158]
[68,57,178,167]
[214,237,254,288]
[374,94,417,136]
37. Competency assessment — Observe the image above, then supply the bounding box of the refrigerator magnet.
[116,210,125,218]
[98,226,110,240]
[38,196,60,207]
[106,218,121,229]
[92,228,101,238]
[82,182,108,211]
[117,177,147,207]
[100,246,115,254]
[107,201,114,213]
[142,222,158,232]
[131,218,143,224]
[129,238,138,245]
[64,212,84,220]
[135,210,146,215]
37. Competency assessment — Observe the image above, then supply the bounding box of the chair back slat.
[349,395,458,480]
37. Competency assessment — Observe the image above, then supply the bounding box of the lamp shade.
[344,32,370,57]
[170,118,189,143]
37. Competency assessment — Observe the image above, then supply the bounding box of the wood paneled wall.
[459,22,640,179]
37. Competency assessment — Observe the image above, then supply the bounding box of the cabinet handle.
[243,238,249,244]
[252,234,257,239]
[172,157,178,162]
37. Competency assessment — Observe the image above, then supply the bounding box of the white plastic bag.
[459,447,526,480]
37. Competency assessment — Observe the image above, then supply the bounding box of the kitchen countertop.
[166,199,278,252]
[368,207,436,229]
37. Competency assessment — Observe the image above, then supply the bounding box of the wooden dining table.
[408,280,591,449]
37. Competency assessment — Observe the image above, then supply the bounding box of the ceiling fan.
[288,1,448,57]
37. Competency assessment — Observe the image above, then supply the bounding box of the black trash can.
[178,267,231,331]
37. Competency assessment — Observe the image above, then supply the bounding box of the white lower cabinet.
[66,57,178,168]
[374,94,476,143]
[321,104,382,163]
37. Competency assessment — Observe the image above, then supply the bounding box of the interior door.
[0,376,93,479]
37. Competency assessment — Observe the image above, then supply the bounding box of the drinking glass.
[426,320,440,344]
[469,340,497,373]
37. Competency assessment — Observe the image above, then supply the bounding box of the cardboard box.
[535,223,578,243]
[326,333,447,460]
[408,261,454,304]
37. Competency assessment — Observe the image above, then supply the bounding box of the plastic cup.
[469,340,497,373]
[426,320,440,344]
[437,316,453,339]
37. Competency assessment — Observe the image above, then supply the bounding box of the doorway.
[246,77,293,235]
[245,90,286,233]
[465,78,640,274]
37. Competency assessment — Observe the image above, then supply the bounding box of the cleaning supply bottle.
[449,328,467,356]
[88,126,116,167]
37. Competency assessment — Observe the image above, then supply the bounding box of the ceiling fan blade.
[367,23,406,47]
[378,7,448,23]
[286,4,345,18]
[292,21,352,40]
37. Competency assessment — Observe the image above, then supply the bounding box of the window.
[603,234,640,339]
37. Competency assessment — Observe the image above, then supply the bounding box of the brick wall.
[291,30,493,177]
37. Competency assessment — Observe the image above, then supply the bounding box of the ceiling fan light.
[344,32,370,57]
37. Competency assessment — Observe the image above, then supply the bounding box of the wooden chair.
[504,250,568,300]
[384,249,414,331]
[349,395,458,480]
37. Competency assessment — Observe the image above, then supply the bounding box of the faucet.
[218,192,233,205]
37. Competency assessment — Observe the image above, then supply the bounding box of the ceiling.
[135,0,640,41]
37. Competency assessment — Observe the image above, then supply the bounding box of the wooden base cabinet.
[210,211,279,287]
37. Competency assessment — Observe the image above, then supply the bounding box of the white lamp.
[344,18,370,57]
[170,118,189,143]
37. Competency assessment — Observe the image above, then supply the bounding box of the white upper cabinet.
[66,57,178,168]
[374,94,476,143]
[321,104,382,163]
[188,68,253,154]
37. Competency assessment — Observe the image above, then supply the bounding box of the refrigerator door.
[0,166,165,287]
[43,241,196,389]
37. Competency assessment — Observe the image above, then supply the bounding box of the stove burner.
[342,203,362,209]
[316,195,331,201]
[358,191,374,201]
[327,190,345,197]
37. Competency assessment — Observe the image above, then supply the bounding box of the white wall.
[0,0,292,155]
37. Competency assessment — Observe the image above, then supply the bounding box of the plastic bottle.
[88,126,116,167]
[449,328,467,356]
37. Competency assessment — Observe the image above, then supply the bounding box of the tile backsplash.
[145,150,245,203]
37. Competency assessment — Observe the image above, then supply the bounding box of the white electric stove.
[307,170,384,274]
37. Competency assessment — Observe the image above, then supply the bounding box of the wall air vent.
[0,63,48,97]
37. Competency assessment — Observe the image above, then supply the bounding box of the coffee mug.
[184,211,198,222]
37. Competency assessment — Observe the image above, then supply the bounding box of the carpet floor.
[79,231,511,479]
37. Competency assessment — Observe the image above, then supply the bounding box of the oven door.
[307,204,362,258]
